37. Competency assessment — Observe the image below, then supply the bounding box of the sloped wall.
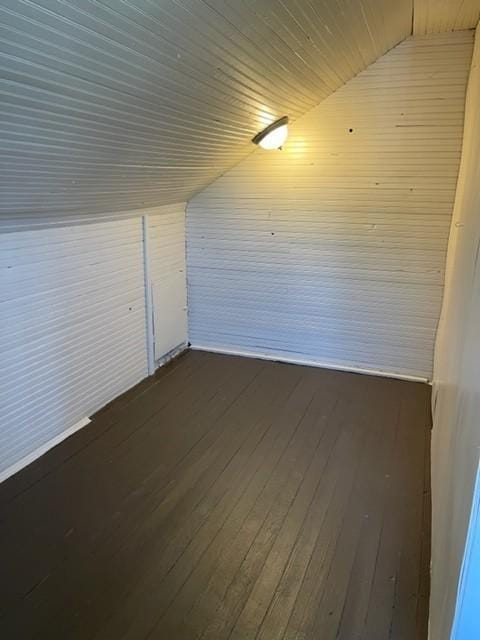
[430,25,480,640]
[187,31,473,380]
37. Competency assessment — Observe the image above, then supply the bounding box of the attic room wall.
[0,204,187,481]
[187,31,473,380]
[430,24,480,640]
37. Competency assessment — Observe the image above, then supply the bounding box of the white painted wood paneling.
[0,0,414,224]
[430,25,480,640]
[187,31,473,380]
[1,1,478,228]
[0,217,148,479]
[414,0,480,34]
[147,204,188,364]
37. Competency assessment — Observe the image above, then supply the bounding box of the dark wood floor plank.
[280,374,380,640]
[0,349,204,504]
[113,362,304,640]
[226,373,370,640]
[93,364,311,640]
[325,378,405,640]
[18,360,303,639]
[156,368,343,640]
[95,364,316,637]
[417,423,432,638]
[255,375,386,640]
[0,352,432,640]
[0,354,266,637]
[66,360,300,640]
[141,364,314,640]
[389,385,431,640]
[0,351,247,616]
[360,383,430,640]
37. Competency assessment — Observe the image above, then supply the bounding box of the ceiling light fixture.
[252,116,289,150]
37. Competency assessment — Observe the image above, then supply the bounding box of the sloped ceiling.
[0,0,479,223]
[414,0,480,34]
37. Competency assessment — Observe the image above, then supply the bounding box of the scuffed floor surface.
[0,351,431,639]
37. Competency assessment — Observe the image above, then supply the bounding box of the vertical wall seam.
[142,214,156,376]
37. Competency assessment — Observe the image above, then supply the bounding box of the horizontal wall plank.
[187,32,473,380]
[0,216,148,476]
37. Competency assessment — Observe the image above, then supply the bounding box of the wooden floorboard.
[0,352,432,640]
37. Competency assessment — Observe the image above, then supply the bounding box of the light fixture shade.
[252,116,289,150]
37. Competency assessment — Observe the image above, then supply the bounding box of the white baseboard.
[155,342,188,369]
[190,344,429,384]
[0,416,91,484]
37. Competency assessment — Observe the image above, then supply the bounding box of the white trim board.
[155,342,188,369]
[142,214,156,376]
[451,459,480,640]
[190,344,429,384]
[0,417,91,484]
[0,342,187,486]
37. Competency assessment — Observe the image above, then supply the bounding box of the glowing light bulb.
[252,116,289,150]
[257,124,288,149]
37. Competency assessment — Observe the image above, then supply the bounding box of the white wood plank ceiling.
[0,0,479,223]
[414,0,480,34]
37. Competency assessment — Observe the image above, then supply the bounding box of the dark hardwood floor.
[0,350,431,640]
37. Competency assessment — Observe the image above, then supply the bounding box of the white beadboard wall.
[0,204,188,480]
[187,31,473,380]
[0,217,147,478]
[148,204,188,364]
[430,24,480,640]
[0,218,148,478]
